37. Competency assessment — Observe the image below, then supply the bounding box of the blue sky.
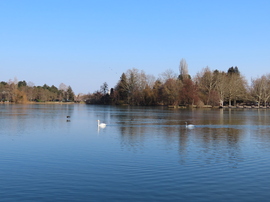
[1,0,269,94]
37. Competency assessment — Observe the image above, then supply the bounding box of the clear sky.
[1,0,269,94]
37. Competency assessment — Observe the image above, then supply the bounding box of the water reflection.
[111,107,270,159]
[0,104,75,136]
[105,107,270,167]
[1,105,270,201]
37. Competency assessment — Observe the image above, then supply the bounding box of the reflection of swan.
[97,120,106,128]
[185,122,194,129]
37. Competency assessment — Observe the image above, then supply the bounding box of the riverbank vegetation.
[2,59,269,107]
[85,59,270,108]
[0,79,75,103]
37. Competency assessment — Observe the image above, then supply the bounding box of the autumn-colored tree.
[159,69,179,105]
[114,68,156,105]
[14,89,28,103]
[140,84,154,105]
[0,79,75,103]
[162,78,182,105]
[85,91,103,104]
[179,79,199,105]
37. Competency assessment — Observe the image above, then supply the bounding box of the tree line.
[0,78,75,103]
[85,59,269,107]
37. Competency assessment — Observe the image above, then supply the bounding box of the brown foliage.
[162,78,181,105]
[14,89,28,103]
[179,79,199,105]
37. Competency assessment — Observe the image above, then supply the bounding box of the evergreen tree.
[227,66,240,75]
[117,73,129,102]
[67,86,75,101]
[18,80,27,88]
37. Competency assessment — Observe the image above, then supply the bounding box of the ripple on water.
[0,105,270,201]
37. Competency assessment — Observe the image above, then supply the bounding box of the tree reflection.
[178,126,244,167]
[111,107,270,166]
[0,104,75,136]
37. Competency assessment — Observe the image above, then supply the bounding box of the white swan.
[185,122,194,129]
[97,120,106,128]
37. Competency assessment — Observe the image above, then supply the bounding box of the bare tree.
[28,81,34,87]
[195,67,218,105]
[137,70,148,92]
[179,58,189,80]
[146,74,156,88]
[226,73,247,107]
[7,78,18,102]
[159,69,178,83]
[59,83,68,91]
[251,77,264,107]
[250,74,270,107]
[262,74,270,106]
[100,82,109,95]
[59,83,68,101]
[213,71,227,107]
[26,81,35,101]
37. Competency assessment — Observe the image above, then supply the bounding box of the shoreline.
[168,104,270,109]
[0,101,84,105]
[1,102,269,109]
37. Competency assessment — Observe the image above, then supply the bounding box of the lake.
[0,104,270,201]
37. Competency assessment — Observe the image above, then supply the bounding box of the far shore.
[0,101,84,105]
[1,101,269,109]
[168,104,270,109]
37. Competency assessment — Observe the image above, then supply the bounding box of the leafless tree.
[250,74,270,107]
[59,83,68,91]
[100,82,109,95]
[226,73,247,106]
[213,71,227,107]
[195,67,218,105]
[159,69,178,83]
[179,58,189,80]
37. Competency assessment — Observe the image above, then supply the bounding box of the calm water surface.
[0,104,270,201]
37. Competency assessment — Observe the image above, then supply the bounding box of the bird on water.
[185,122,195,129]
[97,120,106,128]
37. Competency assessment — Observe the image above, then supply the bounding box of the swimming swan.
[97,120,106,128]
[185,122,195,129]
